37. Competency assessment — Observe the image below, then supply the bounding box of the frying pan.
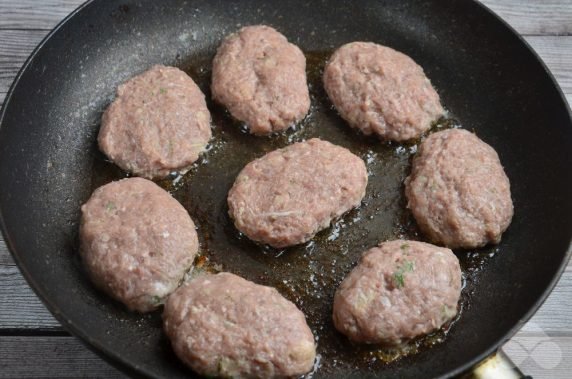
[1,0,571,378]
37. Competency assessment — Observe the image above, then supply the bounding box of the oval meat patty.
[405,128,513,248]
[211,25,310,135]
[227,138,368,248]
[333,240,462,345]
[163,272,316,378]
[323,42,444,141]
[80,177,198,313]
[99,65,212,179]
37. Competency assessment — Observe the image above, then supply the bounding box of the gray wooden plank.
[0,336,127,378]
[0,0,571,35]
[524,270,572,334]
[0,335,571,379]
[0,0,84,30]
[0,29,48,107]
[0,239,13,266]
[480,0,572,36]
[0,265,62,330]
[525,36,572,96]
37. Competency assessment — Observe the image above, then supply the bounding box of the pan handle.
[462,350,532,379]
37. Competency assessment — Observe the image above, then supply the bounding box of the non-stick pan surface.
[1,0,571,378]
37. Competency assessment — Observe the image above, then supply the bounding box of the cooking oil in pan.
[90,50,496,375]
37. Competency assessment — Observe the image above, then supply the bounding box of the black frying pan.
[1,0,571,378]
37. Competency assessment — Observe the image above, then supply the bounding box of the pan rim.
[445,1,572,375]
[0,0,571,378]
[0,0,143,376]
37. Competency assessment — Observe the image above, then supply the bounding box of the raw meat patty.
[80,177,198,312]
[323,42,444,141]
[227,138,368,248]
[211,25,310,135]
[163,272,316,378]
[405,128,513,248]
[99,65,212,179]
[333,240,462,345]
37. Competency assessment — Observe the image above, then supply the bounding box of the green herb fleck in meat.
[400,243,409,250]
[393,272,405,288]
[105,202,116,212]
[393,260,415,289]
[159,87,167,94]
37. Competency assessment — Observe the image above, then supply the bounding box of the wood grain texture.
[0,29,48,106]
[0,336,126,378]
[525,36,572,96]
[480,0,572,35]
[0,0,570,33]
[0,0,83,30]
[0,241,13,266]
[0,0,571,34]
[0,266,61,330]
[0,334,571,379]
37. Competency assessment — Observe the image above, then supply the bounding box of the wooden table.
[0,1,571,377]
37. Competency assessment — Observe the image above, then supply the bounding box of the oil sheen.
[91,50,496,376]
